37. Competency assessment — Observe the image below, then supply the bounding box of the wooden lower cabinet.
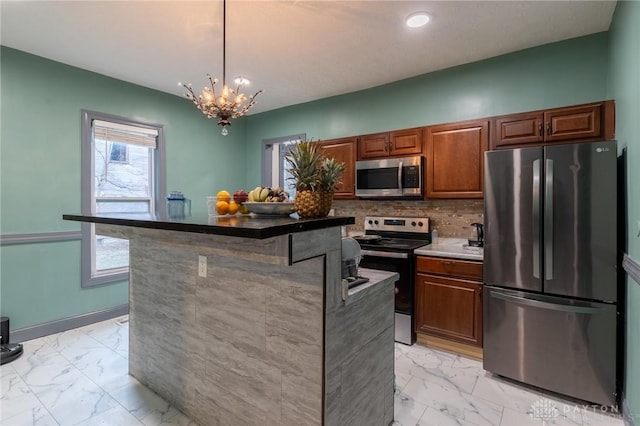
[415,256,483,347]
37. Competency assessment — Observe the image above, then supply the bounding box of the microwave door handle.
[398,161,403,192]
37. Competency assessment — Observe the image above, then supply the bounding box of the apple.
[233,189,248,204]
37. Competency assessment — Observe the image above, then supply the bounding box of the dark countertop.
[63,213,354,239]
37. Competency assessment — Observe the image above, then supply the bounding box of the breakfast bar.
[63,213,397,426]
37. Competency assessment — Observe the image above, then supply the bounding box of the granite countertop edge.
[63,213,354,240]
[346,268,398,305]
[414,237,484,261]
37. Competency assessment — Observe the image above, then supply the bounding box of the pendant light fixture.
[180,0,262,136]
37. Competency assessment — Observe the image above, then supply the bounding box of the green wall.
[607,0,640,421]
[244,33,609,187]
[0,47,247,329]
[1,23,636,421]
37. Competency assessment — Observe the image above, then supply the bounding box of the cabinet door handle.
[546,122,551,135]
[538,123,543,137]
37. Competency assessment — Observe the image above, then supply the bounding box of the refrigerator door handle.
[489,290,606,314]
[532,159,541,279]
[544,158,554,280]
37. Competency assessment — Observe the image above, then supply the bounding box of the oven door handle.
[361,249,409,259]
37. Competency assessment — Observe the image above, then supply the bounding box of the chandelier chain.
[180,0,262,136]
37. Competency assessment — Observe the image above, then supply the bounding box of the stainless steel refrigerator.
[483,141,619,406]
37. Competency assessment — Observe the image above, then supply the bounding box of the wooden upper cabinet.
[389,128,423,157]
[358,132,389,159]
[545,104,601,142]
[492,100,615,149]
[358,128,422,159]
[495,112,544,148]
[425,119,489,199]
[318,137,357,199]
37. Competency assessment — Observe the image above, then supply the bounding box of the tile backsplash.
[332,199,484,238]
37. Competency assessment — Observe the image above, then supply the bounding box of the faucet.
[468,222,484,247]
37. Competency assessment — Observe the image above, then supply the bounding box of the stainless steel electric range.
[354,216,431,345]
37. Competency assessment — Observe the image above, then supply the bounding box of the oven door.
[360,250,416,345]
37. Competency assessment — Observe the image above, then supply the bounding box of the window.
[261,134,305,198]
[109,143,128,163]
[81,110,166,287]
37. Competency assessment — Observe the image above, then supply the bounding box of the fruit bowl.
[243,202,296,216]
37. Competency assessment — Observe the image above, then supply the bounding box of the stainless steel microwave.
[355,156,423,198]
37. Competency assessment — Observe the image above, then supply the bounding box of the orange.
[216,190,231,203]
[228,201,239,215]
[215,200,229,215]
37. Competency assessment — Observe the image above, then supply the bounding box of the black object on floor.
[1,343,23,365]
[0,316,23,365]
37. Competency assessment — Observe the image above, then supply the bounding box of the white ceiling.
[1,1,617,115]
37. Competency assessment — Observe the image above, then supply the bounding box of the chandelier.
[181,0,262,136]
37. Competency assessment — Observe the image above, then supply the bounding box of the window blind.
[92,119,158,148]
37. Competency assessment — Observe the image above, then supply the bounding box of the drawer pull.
[441,260,454,265]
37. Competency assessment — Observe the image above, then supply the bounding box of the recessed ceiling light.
[406,12,430,28]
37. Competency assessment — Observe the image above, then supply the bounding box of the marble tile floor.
[0,315,625,426]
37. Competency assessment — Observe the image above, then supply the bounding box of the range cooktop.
[353,236,429,252]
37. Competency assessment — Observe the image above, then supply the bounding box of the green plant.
[285,140,324,191]
[318,157,345,193]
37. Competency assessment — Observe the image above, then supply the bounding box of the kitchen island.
[63,213,397,426]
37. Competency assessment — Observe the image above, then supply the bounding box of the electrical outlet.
[198,255,207,277]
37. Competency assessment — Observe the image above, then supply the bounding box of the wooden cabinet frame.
[318,137,358,199]
[358,128,422,160]
[424,119,489,199]
[415,257,483,347]
[492,100,615,150]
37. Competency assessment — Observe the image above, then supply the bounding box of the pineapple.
[318,158,345,216]
[285,140,325,217]
[319,157,345,193]
[294,190,324,218]
[285,140,324,191]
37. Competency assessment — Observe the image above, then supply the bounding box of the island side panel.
[324,269,396,426]
[126,229,327,426]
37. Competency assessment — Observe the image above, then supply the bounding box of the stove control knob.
[368,220,373,225]
[374,220,379,225]
[418,221,424,227]
[411,221,417,227]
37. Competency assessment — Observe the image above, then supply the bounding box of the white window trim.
[80,110,166,287]
[261,134,305,189]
